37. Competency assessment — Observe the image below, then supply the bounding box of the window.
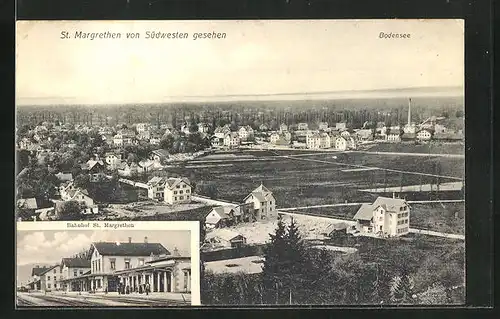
[176,185,180,189]
[79,270,83,275]
[48,276,51,281]
[174,197,177,201]
[180,190,183,194]
[60,276,63,280]
[110,259,116,270]
[139,258,145,266]
[187,195,190,199]
[182,185,186,188]
[73,271,77,277]
[98,260,101,272]
[180,196,184,200]
[186,189,190,193]
[47,283,51,289]
[174,191,177,194]
[54,269,57,274]
[125,259,131,269]
[379,226,383,231]
[379,217,383,221]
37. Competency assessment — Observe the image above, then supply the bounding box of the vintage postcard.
[16,20,464,306]
[16,221,200,307]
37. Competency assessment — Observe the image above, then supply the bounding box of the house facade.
[59,258,91,292]
[205,229,247,249]
[114,247,191,294]
[238,126,254,141]
[334,136,348,150]
[243,184,277,220]
[164,177,192,204]
[416,129,433,141]
[147,176,166,200]
[223,133,241,148]
[39,265,63,291]
[352,196,410,237]
[386,132,401,142]
[54,239,191,294]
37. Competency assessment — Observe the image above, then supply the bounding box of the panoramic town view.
[16,20,464,305]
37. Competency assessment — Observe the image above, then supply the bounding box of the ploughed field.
[163,150,464,209]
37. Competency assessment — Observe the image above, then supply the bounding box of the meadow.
[160,149,465,209]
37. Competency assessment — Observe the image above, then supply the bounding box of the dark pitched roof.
[61,258,91,268]
[92,242,170,257]
[353,203,374,221]
[31,266,52,276]
[39,264,59,276]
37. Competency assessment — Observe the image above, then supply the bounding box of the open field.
[160,149,464,209]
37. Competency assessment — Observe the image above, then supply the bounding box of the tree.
[189,122,199,133]
[73,174,91,189]
[389,274,415,305]
[17,150,31,171]
[56,201,82,220]
[160,135,175,151]
[262,215,288,304]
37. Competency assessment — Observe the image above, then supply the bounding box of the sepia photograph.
[16,20,465,306]
[16,221,199,307]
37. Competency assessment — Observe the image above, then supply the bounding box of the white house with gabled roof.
[352,196,410,237]
[164,177,192,204]
[243,184,277,220]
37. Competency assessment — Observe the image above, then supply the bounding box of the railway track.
[101,296,189,306]
[29,294,104,307]
[16,297,38,307]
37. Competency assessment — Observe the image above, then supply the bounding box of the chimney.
[128,237,132,243]
[144,236,148,244]
[407,98,412,126]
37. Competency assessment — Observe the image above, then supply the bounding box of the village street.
[17,291,191,307]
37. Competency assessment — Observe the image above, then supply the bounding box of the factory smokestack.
[407,98,412,126]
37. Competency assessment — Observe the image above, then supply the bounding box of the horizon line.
[17,85,464,106]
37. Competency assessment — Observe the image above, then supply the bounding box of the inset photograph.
[16,221,199,308]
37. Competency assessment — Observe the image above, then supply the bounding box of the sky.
[16,20,464,105]
[16,230,191,266]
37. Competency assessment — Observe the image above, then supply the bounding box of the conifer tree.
[262,215,288,303]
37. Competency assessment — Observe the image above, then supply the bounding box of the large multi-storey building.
[352,196,410,237]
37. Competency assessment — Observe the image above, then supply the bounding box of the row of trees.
[201,216,464,305]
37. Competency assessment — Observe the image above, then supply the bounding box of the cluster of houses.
[201,189,411,254]
[202,184,277,250]
[210,124,255,148]
[24,238,191,295]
